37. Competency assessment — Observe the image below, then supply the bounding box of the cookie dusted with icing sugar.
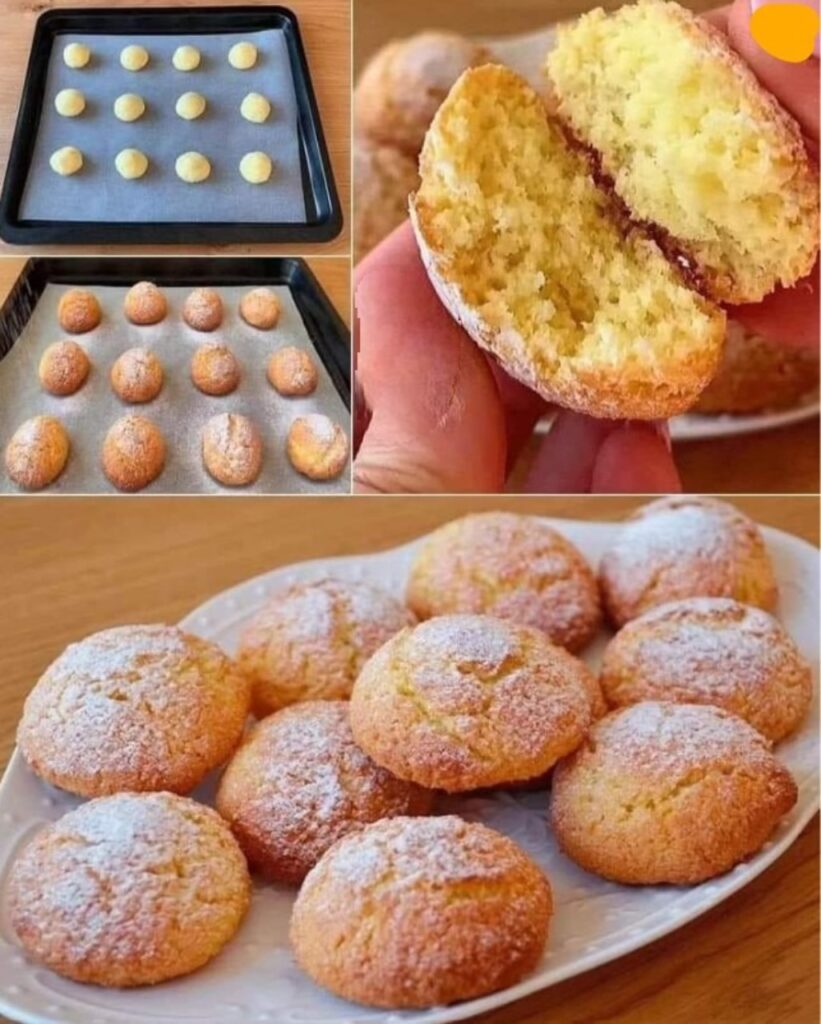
[18,625,250,797]
[551,701,797,884]
[349,613,594,792]
[290,815,552,1008]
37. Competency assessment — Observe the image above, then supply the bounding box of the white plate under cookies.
[0,515,818,1024]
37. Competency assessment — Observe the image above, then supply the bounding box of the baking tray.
[0,257,351,494]
[0,7,343,246]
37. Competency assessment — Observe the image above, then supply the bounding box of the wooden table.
[0,495,817,1024]
[0,0,351,257]
[354,0,820,495]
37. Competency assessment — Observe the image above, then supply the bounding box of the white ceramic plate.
[0,516,818,1024]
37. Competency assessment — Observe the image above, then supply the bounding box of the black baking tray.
[0,7,343,246]
[0,257,351,409]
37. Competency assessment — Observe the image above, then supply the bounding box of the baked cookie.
[267,347,318,396]
[124,281,167,325]
[551,701,798,884]
[38,340,90,396]
[237,577,414,717]
[18,624,249,797]
[350,614,593,791]
[354,31,491,154]
[216,701,433,884]
[239,287,281,329]
[547,0,819,304]
[102,414,165,492]
[5,416,69,491]
[600,597,811,742]
[600,496,778,627]
[8,792,250,987]
[406,512,601,653]
[201,413,262,487]
[290,815,552,1008]
[411,64,725,420]
[354,136,419,263]
[57,289,101,334]
[183,287,223,331]
[286,415,349,481]
[110,348,164,403]
[191,342,240,395]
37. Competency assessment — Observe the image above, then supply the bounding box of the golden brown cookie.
[599,597,812,742]
[38,340,90,396]
[239,287,281,330]
[8,792,250,987]
[286,415,349,481]
[599,496,778,627]
[216,701,432,884]
[57,289,102,334]
[123,281,168,325]
[183,288,224,332]
[237,577,414,717]
[191,342,240,395]
[551,701,798,884]
[201,412,263,487]
[4,416,69,490]
[18,624,250,797]
[290,815,552,1008]
[102,414,166,492]
[407,512,601,653]
[110,347,164,403]
[353,136,420,263]
[350,614,593,791]
[267,346,318,396]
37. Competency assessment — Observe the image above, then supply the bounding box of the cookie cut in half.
[410,64,725,420]
[546,0,819,304]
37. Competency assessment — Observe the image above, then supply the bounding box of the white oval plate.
[0,516,818,1024]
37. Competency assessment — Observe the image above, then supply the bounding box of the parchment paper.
[0,283,350,494]
[20,29,307,223]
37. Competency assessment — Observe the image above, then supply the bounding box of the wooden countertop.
[0,495,817,1024]
[0,0,351,257]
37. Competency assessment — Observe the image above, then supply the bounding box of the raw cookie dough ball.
[240,91,271,123]
[18,624,250,797]
[123,281,167,325]
[175,151,210,182]
[201,412,263,487]
[114,93,145,122]
[173,44,201,71]
[267,346,317,396]
[120,44,149,71]
[286,414,348,481]
[63,42,90,69]
[54,88,85,117]
[237,577,414,716]
[239,151,272,184]
[102,414,165,492]
[175,91,206,120]
[216,701,433,884]
[239,287,280,329]
[407,512,601,653]
[290,816,552,1009]
[115,148,149,180]
[191,342,240,396]
[57,289,101,334]
[183,287,223,331]
[228,41,257,69]
[600,496,778,627]
[599,597,813,743]
[49,146,83,177]
[350,614,593,792]
[7,793,250,987]
[4,416,69,491]
[110,347,164,403]
[38,340,90,396]
[550,701,798,884]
